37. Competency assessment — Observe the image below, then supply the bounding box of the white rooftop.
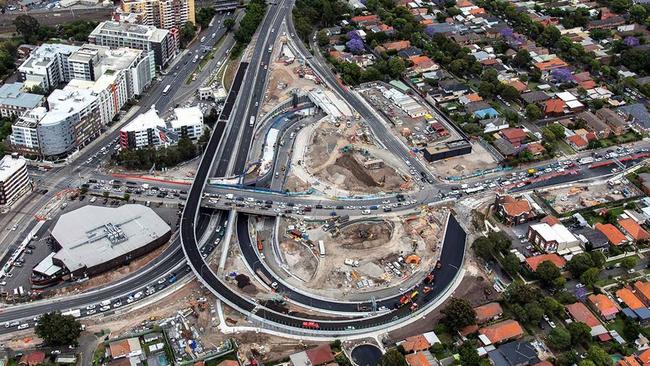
[51,204,171,272]
[556,91,577,102]
[171,107,203,129]
[42,87,97,126]
[121,106,165,132]
[0,155,26,183]
[530,222,578,246]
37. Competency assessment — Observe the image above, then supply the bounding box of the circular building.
[32,204,171,287]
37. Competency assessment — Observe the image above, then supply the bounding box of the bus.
[162,85,171,95]
[318,240,325,257]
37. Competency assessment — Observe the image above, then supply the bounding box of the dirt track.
[0,7,112,34]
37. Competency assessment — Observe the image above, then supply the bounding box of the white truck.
[62,309,81,318]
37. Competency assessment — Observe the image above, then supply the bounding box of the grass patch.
[222,54,243,91]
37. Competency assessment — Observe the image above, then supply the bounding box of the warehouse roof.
[51,204,171,272]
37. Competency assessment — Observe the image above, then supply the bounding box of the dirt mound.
[334,154,379,187]
[339,221,393,250]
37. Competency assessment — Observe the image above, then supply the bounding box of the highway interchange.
[0,0,649,340]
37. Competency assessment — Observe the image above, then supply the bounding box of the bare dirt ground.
[427,142,497,179]
[277,209,447,298]
[105,156,199,182]
[302,123,412,194]
[538,180,642,214]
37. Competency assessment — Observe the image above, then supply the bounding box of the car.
[99,306,110,312]
[86,309,96,315]
[17,324,29,330]
[361,209,370,215]
[0,281,6,286]
[157,278,166,285]
[113,301,122,308]
[86,304,96,310]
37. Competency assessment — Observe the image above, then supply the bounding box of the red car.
[424,273,435,284]
[302,321,320,329]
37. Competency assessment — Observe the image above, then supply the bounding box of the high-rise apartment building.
[118,0,195,30]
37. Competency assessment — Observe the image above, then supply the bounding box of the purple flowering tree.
[346,37,365,54]
[551,67,572,83]
[624,36,640,47]
[347,30,360,40]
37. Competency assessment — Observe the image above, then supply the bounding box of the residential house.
[544,98,566,116]
[479,117,509,133]
[488,341,540,366]
[565,302,608,337]
[526,142,546,156]
[588,294,620,320]
[479,320,524,345]
[19,352,46,366]
[109,338,143,359]
[500,128,527,147]
[634,281,650,307]
[533,57,569,77]
[405,351,437,366]
[616,288,645,310]
[401,335,431,353]
[475,302,503,324]
[305,344,335,366]
[618,104,650,132]
[574,226,610,251]
[521,91,550,105]
[579,111,611,139]
[408,55,438,75]
[618,218,650,242]
[382,40,411,52]
[495,195,536,225]
[595,223,628,246]
[494,139,517,158]
[617,355,642,366]
[596,108,628,136]
[398,47,423,58]
[567,134,589,150]
[525,253,567,272]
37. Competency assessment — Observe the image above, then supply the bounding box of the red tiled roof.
[638,348,650,363]
[402,335,431,353]
[501,128,527,142]
[351,15,379,23]
[501,197,532,217]
[618,218,650,241]
[474,302,503,324]
[534,58,569,71]
[616,288,645,310]
[306,344,335,366]
[20,351,46,366]
[525,253,566,271]
[618,355,642,366]
[567,134,588,147]
[595,223,627,245]
[541,215,560,226]
[588,294,619,318]
[405,352,433,366]
[634,281,650,304]
[545,99,566,114]
[565,302,601,328]
[383,40,410,51]
[479,320,524,344]
[526,142,546,155]
[216,361,239,366]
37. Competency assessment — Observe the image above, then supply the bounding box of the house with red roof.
[19,351,46,366]
[500,128,527,147]
[408,55,438,75]
[495,195,536,225]
[595,223,628,246]
[474,302,503,324]
[618,218,650,242]
[567,134,588,150]
[634,281,650,307]
[478,320,524,345]
[588,294,620,320]
[524,253,566,272]
[565,302,609,338]
[616,288,645,310]
[544,99,566,116]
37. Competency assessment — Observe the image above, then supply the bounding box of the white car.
[113,301,122,308]
[17,324,28,330]
[86,309,96,315]
[99,306,110,312]
[86,304,96,310]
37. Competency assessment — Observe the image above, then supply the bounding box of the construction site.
[272,207,449,300]
[284,119,417,195]
[536,179,642,214]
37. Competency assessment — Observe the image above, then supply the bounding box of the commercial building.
[119,106,204,149]
[32,204,171,286]
[0,82,45,118]
[88,21,177,68]
[0,154,30,206]
[18,43,80,90]
[118,0,195,30]
[422,139,472,162]
[527,216,580,252]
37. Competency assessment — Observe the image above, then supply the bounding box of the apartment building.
[9,108,45,156]
[18,43,80,90]
[0,82,45,118]
[119,106,204,149]
[0,154,30,206]
[119,0,195,30]
[88,21,177,68]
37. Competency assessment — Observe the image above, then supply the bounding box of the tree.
[500,85,520,101]
[28,85,47,95]
[548,327,572,350]
[346,37,365,54]
[224,17,236,31]
[610,0,631,13]
[317,29,330,47]
[586,345,611,366]
[566,252,595,278]
[547,123,565,139]
[525,104,542,121]
[513,49,531,68]
[502,253,520,277]
[473,237,494,261]
[387,57,406,78]
[590,251,606,269]
[524,301,545,324]
[541,296,564,317]
[506,282,540,304]
[35,312,82,346]
[13,15,39,43]
[180,21,197,47]
[580,267,600,288]
[196,7,217,29]
[567,321,592,346]
[629,5,647,23]
[377,349,407,366]
[441,297,476,329]
[621,256,638,270]
[458,342,481,366]
[103,191,110,199]
[123,193,131,202]
[536,260,563,288]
